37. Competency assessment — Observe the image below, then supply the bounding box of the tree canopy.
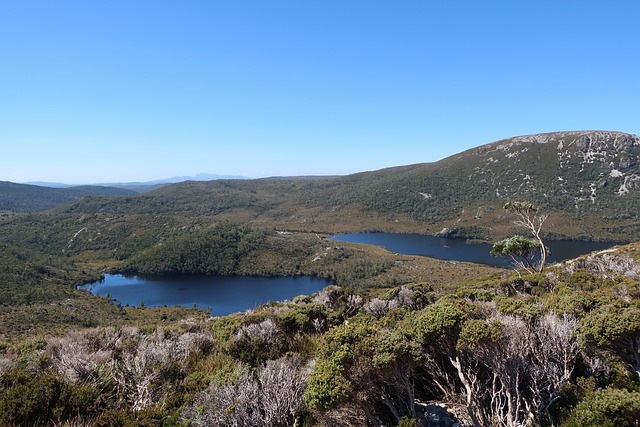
[492,201,549,273]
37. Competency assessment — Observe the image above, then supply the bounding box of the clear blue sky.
[1,1,639,184]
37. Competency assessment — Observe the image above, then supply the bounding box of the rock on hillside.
[464,130,639,206]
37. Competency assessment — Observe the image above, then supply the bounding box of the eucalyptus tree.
[491,202,549,273]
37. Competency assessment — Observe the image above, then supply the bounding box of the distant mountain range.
[25,173,250,191]
[1,174,250,213]
[5,131,640,240]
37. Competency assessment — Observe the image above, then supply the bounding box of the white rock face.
[466,130,639,205]
[618,174,640,195]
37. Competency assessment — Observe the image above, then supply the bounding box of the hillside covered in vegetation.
[49,130,640,242]
[0,181,137,213]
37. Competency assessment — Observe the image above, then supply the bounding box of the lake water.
[329,233,617,268]
[82,234,617,314]
[81,274,330,316]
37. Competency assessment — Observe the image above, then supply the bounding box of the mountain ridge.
[24,173,251,191]
[4,130,640,240]
[48,130,638,241]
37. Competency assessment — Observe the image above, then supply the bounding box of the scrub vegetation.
[0,205,638,426]
[0,244,638,426]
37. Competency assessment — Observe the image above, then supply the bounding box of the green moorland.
[0,130,639,426]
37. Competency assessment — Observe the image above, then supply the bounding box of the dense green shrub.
[0,370,104,426]
[561,388,640,427]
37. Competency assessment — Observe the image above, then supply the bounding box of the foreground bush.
[562,388,640,427]
[183,356,312,427]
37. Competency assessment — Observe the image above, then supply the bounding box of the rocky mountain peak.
[446,130,639,211]
[484,131,638,157]
[508,130,637,146]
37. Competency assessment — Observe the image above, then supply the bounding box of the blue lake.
[329,233,617,268]
[82,234,617,314]
[81,274,330,316]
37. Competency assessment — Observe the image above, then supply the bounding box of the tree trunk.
[450,356,483,427]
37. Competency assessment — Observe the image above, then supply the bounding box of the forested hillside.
[51,131,640,241]
[0,181,137,212]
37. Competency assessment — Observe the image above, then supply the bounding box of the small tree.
[491,202,549,273]
[491,235,542,273]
